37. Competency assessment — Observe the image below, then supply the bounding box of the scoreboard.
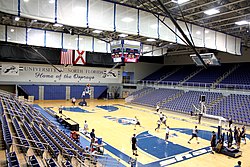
[111,40,141,63]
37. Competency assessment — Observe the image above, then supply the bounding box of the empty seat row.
[28,155,40,167]
[12,117,30,152]
[46,158,58,167]
[23,121,45,151]
[6,151,20,167]
[1,115,12,146]
[33,123,60,158]
[42,126,74,157]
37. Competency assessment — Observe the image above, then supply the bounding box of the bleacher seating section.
[131,88,250,124]
[141,63,250,89]
[161,65,198,83]
[219,63,250,89]
[0,91,104,166]
[133,88,183,107]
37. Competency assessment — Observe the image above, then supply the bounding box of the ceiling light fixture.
[15,16,20,21]
[92,30,102,34]
[146,38,156,42]
[235,20,249,25]
[172,0,190,4]
[49,0,55,4]
[75,37,83,41]
[118,34,128,38]
[204,8,220,15]
[121,17,134,23]
[53,23,63,27]
[10,29,15,32]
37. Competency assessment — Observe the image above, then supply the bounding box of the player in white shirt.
[156,105,160,113]
[83,120,89,134]
[188,126,199,144]
[159,112,163,122]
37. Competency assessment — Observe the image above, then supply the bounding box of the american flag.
[60,49,73,65]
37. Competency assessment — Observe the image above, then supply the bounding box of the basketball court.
[34,99,250,167]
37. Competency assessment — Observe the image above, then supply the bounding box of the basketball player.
[58,105,63,114]
[72,97,76,106]
[131,134,138,156]
[165,126,170,143]
[210,131,216,154]
[241,125,246,144]
[83,120,89,134]
[156,105,160,113]
[90,129,96,148]
[134,116,141,130]
[159,112,163,122]
[188,126,199,144]
[162,115,167,126]
[155,119,161,131]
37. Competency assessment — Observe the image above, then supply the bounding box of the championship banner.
[74,50,86,65]
[1,64,19,76]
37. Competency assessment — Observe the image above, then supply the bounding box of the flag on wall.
[74,50,86,65]
[60,49,73,65]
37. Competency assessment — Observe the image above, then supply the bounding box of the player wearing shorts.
[131,134,138,156]
[188,126,199,144]
[155,119,161,131]
[165,126,170,143]
[134,116,141,130]
[241,125,246,144]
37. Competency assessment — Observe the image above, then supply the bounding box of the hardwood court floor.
[35,99,250,167]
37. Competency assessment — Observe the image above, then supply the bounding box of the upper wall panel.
[57,0,87,27]
[116,4,138,35]
[21,0,54,22]
[139,10,158,39]
[0,0,18,15]
[88,0,114,31]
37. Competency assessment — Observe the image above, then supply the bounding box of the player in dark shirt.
[131,134,138,156]
[210,131,216,154]
[90,129,95,148]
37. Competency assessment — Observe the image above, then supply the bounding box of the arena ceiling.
[0,0,249,54]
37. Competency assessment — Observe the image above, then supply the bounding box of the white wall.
[123,62,164,80]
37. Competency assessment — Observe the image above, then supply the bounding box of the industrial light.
[15,16,20,21]
[53,23,63,27]
[172,0,190,4]
[10,29,15,32]
[49,0,55,4]
[235,20,249,25]
[146,38,156,42]
[196,31,201,35]
[75,37,83,41]
[204,9,220,15]
[92,30,102,34]
[121,17,134,23]
[118,34,128,38]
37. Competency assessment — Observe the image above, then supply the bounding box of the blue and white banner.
[0,62,122,84]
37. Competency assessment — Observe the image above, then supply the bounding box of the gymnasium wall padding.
[20,85,39,100]
[94,86,108,99]
[44,85,66,100]
[70,85,86,99]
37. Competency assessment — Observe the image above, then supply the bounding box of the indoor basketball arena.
[0,0,250,167]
